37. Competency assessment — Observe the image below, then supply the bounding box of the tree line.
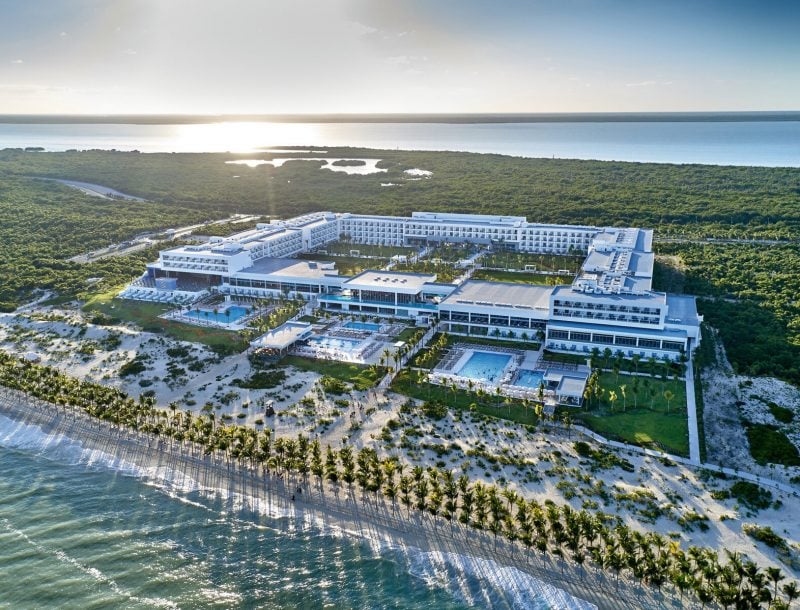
[0,349,797,609]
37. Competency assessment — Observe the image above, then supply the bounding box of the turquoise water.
[345,321,382,331]
[514,369,545,389]
[308,335,363,350]
[0,414,596,609]
[184,305,248,323]
[0,119,798,165]
[456,351,512,382]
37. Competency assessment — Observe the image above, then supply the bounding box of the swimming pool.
[456,351,512,382]
[344,321,382,332]
[183,305,249,324]
[308,335,364,350]
[514,369,545,389]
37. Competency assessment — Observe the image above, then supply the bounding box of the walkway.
[685,355,701,464]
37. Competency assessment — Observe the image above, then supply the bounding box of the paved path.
[685,355,701,464]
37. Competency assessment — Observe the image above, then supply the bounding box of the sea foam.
[0,412,596,610]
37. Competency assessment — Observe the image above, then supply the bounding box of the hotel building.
[129,210,701,361]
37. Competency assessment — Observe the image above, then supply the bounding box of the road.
[68,214,262,263]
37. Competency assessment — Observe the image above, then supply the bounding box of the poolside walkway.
[685,355,701,464]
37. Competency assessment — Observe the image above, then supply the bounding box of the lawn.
[391,369,540,426]
[571,408,690,457]
[570,371,690,456]
[481,252,584,273]
[280,355,386,390]
[83,288,247,354]
[472,269,573,285]
[391,260,463,283]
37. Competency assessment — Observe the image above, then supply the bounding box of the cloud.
[123,48,137,55]
[10,59,23,64]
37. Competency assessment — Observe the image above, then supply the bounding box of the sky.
[0,0,798,115]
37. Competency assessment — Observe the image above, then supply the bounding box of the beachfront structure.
[129,210,701,361]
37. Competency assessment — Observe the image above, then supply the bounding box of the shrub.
[745,424,800,466]
[729,481,772,511]
[234,368,287,389]
[320,375,349,395]
[768,402,795,424]
[421,400,448,420]
[743,523,787,550]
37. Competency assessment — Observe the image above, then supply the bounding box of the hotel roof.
[250,322,313,350]
[439,280,552,311]
[343,270,436,293]
[665,294,701,326]
[238,257,339,279]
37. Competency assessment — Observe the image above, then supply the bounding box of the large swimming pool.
[456,351,512,382]
[183,305,249,324]
[308,335,364,350]
[514,369,545,389]
[344,321,382,332]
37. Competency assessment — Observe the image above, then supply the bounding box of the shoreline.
[0,389,680,610]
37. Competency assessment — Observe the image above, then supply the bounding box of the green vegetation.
[0,173,208,310]
[656,242,800,386]
[745,423,800,466]
[391,368,539,426]
[471,269,572,285]
[391,259,463,283]
[573,441,635,472]
[83,289,247,355]
[572,371,689,455]
[6,148,800,239]
[768,402,795,424]
[729,481,773,511]
[280,355,385,390]
[481,251,584,273]
[233,368,287,389]
[572,409,690,457]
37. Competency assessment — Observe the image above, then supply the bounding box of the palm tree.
[767,567,786,604]
[663,389,674,413]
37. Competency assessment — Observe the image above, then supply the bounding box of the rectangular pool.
[456,351,512,383]
[184,305,249,324]
[514,369,545,389]
[308,335,364,350]
[344,321,382,332]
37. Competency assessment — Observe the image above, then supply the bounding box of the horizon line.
[1,110,799,125]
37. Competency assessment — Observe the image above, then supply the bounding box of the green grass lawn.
[472,269,573,285]
[280,355,386,390]
[394,326,425,343]
[83,288,247,355]
[571,408,690,457]
[570,371,690,456]
[391,369,540,426]
[391,261,463,283]
[481,252,584,273]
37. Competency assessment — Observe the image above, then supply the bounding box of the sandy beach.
[0,389,687,610]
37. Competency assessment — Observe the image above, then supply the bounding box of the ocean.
[0,117,798,166]
[0,413,597,609]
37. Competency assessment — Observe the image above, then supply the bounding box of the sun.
[171,121,319,153]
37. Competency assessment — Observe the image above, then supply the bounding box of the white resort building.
[124,210,702,361]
